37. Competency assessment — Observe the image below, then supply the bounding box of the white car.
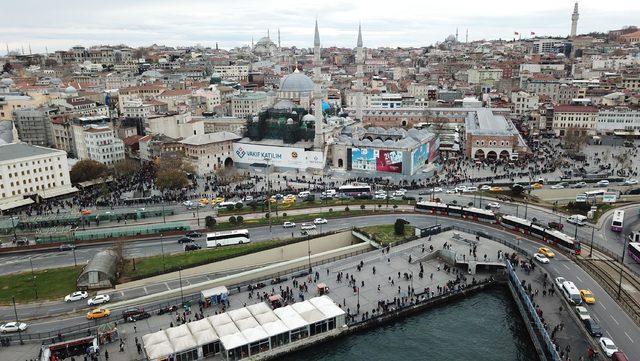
[596,180,609,187]
[533,253,550,264]
[480,185,491,191]
[283,221,296,228]
[297,191,310,198]
[624,178,638,185]
[64,291,89,302]
[574,306,591,321]
[0,322,28,333]
[567,215,587,226]
[598,337,618,357]
[313,218,328,225]
[300,223,317,231]
[487,202,500,209]
[445,189,456,194]
[550,184,565,189]
[554,276,566,289]
[374,194,387,200]
[464,186,478,192]
[433,187,443,193]
[243,196,254,202]
[87,294,110,306]
[455,186,467,193]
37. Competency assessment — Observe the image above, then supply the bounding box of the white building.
[370,93,403,108]
[0,143,76,211]
[597,108,640,133]
[467,68,503,86]
[552,105,599,136]
[146,113,204,139]
[72,124,125,165]
[511,91,539,115]
[122,99,153,119]
[212,64,249,81]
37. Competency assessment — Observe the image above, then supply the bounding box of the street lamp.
[264,158,272,232]
[160,233,166,272]
[12,297,23,345]
[29,257,38,300]
[178,267,185,306]
[617,235,629,299]
[307,236,312,273]
[588,225,595,258]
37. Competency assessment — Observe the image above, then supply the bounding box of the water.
[281,288,538,361]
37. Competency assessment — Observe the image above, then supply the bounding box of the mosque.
[233,22,440,177]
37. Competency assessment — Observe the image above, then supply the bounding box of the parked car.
[533,253,550,264]
[87,294,110,306]
[313,218,328,225]
[177,237,194,244]
[547,221,564,230]
[86,308,111,320]
[480,185,491,191]
[0,322,28,333]
[122,307,151,322]
[64,291,89,302]
[487,202,500,209]
[572,182,587,188]
[567,215,587,226]
[283,221,296,228]
[596,180,610,187]
[157,305,178,315]
[582,318,602,337]
[185,231,203,238]
[624,178,638,185]
[550,184,565,189]
[184,243,201,251]
[574,306,591,321]
[598,337,619,357]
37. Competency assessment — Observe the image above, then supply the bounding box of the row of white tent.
[143,295,346,361]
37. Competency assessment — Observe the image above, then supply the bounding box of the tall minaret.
[355,23,365,122]
[313,19,324,150]
[570,2,579,38]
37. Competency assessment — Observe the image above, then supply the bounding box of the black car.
[59,243,76,251]
[185,231,203,238]
[177,237,193,244]
[582,318,602,337]
[548,221,564,230]
[122,307,150,322]
[157,305,177,315]
[184,243,202,251]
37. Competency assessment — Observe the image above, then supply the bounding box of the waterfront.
[282,288,538,361]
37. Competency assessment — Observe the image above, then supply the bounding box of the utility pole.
[307,236,312,273]
[12,297,23,345]
[588,226,595,258]
[160,233,166,272]
[617,235,628,299]
[179,267,185,306]
[265,158,272,232]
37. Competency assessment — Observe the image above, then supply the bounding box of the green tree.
[70,159,109,183]
[154,155,193,192]
[345,206,350,212]
[112,159,140,177]
[394,218,409,236]
[226,204,235,212]
[235,203,244,210]
[236,216,244,224]
[511,184,525,197]
[360,204,366,211]
[229,216,237,225]
[205,216,216,230]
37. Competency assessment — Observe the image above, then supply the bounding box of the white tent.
[254,311,279,325]
[219,333,248,351]
[273,306,309,330]
[208,313,233,327]
[235,317,260,331]
[171,334,197,354]
[142,330,169,347]
[310,295,347,319]
[228,307,253,322]
[247,302,272,316]
[261,320,290,336]
[214,321,240,337]
[166,324,191,340]
[241,325,270,344]
[145,341,174,361]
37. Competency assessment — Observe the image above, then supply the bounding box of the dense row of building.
[0,2,639,210]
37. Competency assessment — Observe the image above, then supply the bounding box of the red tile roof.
[553,105,599,113]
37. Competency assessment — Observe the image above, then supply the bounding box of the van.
[216,201,238,209]
[561,281,583,305]
[298,191,310,198]
[567,215,587,226]
[612,351,630,361]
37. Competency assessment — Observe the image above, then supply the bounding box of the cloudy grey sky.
[2,0,639,53]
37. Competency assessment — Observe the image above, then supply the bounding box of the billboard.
[428,137,440,163]
[376,150,403,173]
[351,148,376,171]
[411,143,429,172]
[232,143,324,169]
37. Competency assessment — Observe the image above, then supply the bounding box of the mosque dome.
[0,78,13,86]
[142,70,162,78]
[302,114,316,122]
[65,85,77,94]
[280,69,314,93]
[256,37,273,46]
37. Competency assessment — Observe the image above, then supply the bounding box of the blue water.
[281,288,538,361]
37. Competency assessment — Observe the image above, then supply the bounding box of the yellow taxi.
[198,198,209,205]
[537,247,555,258]
[87,308,111,320]
[490,187,503,192]
[532,183,543,189]
[80,209,92,215]
[580,289,596,305]
[267,197,277,204]
[211,197,225,205]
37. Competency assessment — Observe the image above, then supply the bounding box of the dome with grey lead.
[280,69,314,93]
[65,85,77,94]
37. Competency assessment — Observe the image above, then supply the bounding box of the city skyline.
[2,0,639,53]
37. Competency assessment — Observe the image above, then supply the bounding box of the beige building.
[179,132,241,175]
[231,92,269,118]
[552,105,599,136]
[511,91,539,115]
[145,113,204,139]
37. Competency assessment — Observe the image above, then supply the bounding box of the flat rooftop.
[465,108,519,136]
[0,143,64,162]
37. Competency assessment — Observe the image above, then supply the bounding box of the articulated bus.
[628,242,640,264]
[611,210,625,232]
[499,215,581,255]
[206,229,250,248]
[338,183,372,196]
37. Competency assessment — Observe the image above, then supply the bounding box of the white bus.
[611,210,625,232]
[338,183,371,196]
[206,229,250,247]
[561,281,582,305]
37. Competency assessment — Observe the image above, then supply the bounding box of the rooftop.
[0,143,64,163]
[180,131,241,146]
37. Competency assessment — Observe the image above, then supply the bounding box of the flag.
[514,31,519,35]
[531,31,536,36]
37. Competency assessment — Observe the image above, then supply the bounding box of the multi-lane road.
[1,213,639,357]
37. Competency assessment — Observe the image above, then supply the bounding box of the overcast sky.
[2,0,639,53]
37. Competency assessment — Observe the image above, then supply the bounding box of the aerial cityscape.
[1,1,640,360]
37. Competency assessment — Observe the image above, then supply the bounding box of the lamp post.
[29,257,37,300]
[179,267,185,306]
[10,216,18,242]
[72,240,78,267]
[12,297,23,345]
[265,158,272,232]
[307,235,312,273]
[160,233,166,272]
[195,202,200,226]
[617,235,629,299]
[588,225,595,258]
[161,192,166,224]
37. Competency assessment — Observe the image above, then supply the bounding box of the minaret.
[466,29,469,43]
[313,19,324,150]
[570,2,579,38]
[355,23,364,122]
[278,28,281,49]
[455,28,459,42]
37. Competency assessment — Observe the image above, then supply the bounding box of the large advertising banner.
[351,148,376,171]
[233,143,324,169]
[411,143,429,172]
[376,150,403,173]
[428,137,440,163]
